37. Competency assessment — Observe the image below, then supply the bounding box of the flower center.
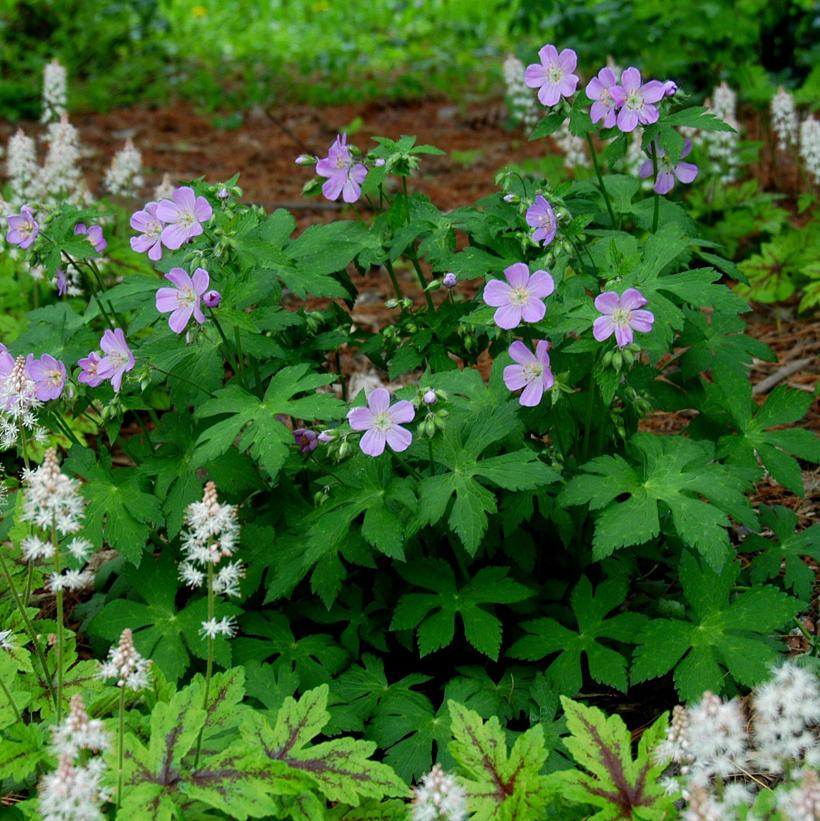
[612,307,631,326]
[373,411,393,432]
[510,287,530,306]
[20,220,34,237]
[179,209,196,229]
[548,66,564,84]
[537,212,552,228]
[147,220,162,239]
[600,89,612,105]
[626,90,643,110]
[178,286,197,308]
[522,363,543,383]
[46,369,62,386]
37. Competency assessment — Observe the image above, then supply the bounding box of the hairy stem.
[585,133,616,228]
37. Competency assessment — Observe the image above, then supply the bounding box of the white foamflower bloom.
[21,449,84,536]
[412,763,467,821]
[97,628,151,691]
[104,139,143,197]
[799,116,820,185]
[41,59,68,125]
[771,87,798,151]
[199,616,237,640]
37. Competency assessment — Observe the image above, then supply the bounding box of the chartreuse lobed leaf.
[508,576,647,695]
[547,696,674,820]
[632,552,803,701]
[448,700,553,820]
[560,432,756,570]
[390,559,532,660]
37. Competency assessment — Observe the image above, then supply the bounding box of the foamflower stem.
[584,133,617,228]
[194,563,215,768]
[116,685,126,810]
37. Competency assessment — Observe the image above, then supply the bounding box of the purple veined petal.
[147,240,163,261]
[168,306,194,334]
[640,105,660,126]
[347,406,376,431]
[610,86,626,106]
[675,162,699,184]
[629,309,655,333]
[639,159,654,179]
[542,367,555,391]
[641,81,666,104]
[527,270,555,298]
[160,223,190,250]
[493,303,523,330]
[109,367,125,394]
[603,108,618,129]
[341,177,362,203]
[173,186,197,210]
[100,329,119,356]
[165,267,192,289]
[131,233,154,253]
[191,267,210,294]
[594,291,621,314]
[586,77,604,101]
[681,138,693,159]
[521,297,546,324]
[350,163,368,184]
[617,107,639,133]
[315,157,335,177]
[193,196,213,222]
[483,278,512,307]
[156,287,181,313]
[322,173,345,202]
[538,43,559,65]
[367,388,391,414]
[385,425,412,453]
[504,262,530,288]
[589,101,607,124]
[187,222,204,241]
[192,304,206,325]
[360,428,387,457]
[503,364,527,392]
[620,67,641,91]
[389,399,415,425]
[654,171,675,195]
[155,200,182,223]
[593,315,616,342]
[614,324,633,348]
[537,82,561,107]
[535,340,551,365]
[519,381,545,407]
[524,63,548,88]
[599,67,617,87]
[508,340,536,365]
[557,48,577,73]
[621,289,648,310]
[559,74,579,97]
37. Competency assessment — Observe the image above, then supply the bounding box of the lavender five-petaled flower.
[155,267,210,334]
[130,201,163,261]
[525,196,558,246]
[617,68,665,132]
[25,354,66,401]
[585,68,626,128]
[156,186,213,250]
[6,206,39,249]
[293,428,318,455]
[74,223,107,254]
[203,289,221,308]
[347,388,415,457]
[483,262,555,330]
[504,340,554,407]
[97,328,135,393]
[593,289,655,348]
[77,351,104,388]
[315,133,368,204]
[524,44,579,107]
[639,138,698,194]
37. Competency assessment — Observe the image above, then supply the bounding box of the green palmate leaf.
[560,433,756,570]
[391,560,532,660]
[64,445,163,564]
[548,697,673,820]
[530,110,567,140]
[0,722,47,781]
[740,506,820,601]
[448,701,553,821]
[246,684,410,806]
[663,106,736,132]
[716,381,820,495]
[194,364,344,481]
[632,552,803,701]
[508,576,647,695]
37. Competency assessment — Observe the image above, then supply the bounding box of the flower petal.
[389,400,415,425]
[629,309,655,333]
[621,67,641,91]
[524,63,547,89]
[521,297,546,324]
[620,288,647,310]
[386,425,412,453]
[520,381,544,407]
[593,315,615,342]
[594,291,620,314]
[508,340,535,365]
[191,267,210,295]
[493,303,523,330]
[614,324,633,348]
[347,406,375,431]
[367,388,391,414]
[483,278,512,307]
[504,262,530,288]
[675,161,699,184]
[360,428,386,457]
[504,364,526,392]
[527,270,555,298]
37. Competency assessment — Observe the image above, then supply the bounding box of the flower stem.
[116,685,126,810]
[408,251,435,310]
[194,563,215,768]
[585,133,616,228]
[0,674,21,724]
[392,450,423,480]
[209,312,245,387]
[650,145,660,233]
[384,260,403,300]
[53,519,64,722]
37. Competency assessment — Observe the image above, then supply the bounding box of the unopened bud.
[203,289,221,308]
[422,389,437,406]
[442,272,457,289]
[295,154,316,166]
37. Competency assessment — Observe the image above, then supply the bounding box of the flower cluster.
[702,82,740,183]
[41,59,68,125]
[771,87,798,151]
[38,694,109,821]
[553,121,589,170]
[6,129,40,206]
[799,116,820,185]
[503,54,539,130]
[412,763,467,821]
[130,185,213,261]
[104,138,144,197]
[40,115,89,206]
[178,482,244,638]
[79,328,135,393]
[97,628,151,691]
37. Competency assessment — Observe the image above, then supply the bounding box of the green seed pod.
[602,350,614,368]
[612,351,623,372]
[338,439,351,459]
[621,348,634,367]
[425,279,442,292]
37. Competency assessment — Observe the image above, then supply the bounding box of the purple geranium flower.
[97,328,135,393]
[525,196,558,246]
[74,223,107,254]
[25,354,66,401]
[155,267,210,334]
[639,139,699,194]
[593,288,655,348]
[0,345,14,381]
[617,68,665,132]
[130,201,164,262]
[524,44,579,107]
[483,263,555,330]
[6,206,39,249]
[293,428,318,455]
[315,134,368,204]
[347,388,415,457]
[585,68,626,128]
[156,186,213,250]
[78,351,105,388]
[503,340,554,407]
[55,269,67,296]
